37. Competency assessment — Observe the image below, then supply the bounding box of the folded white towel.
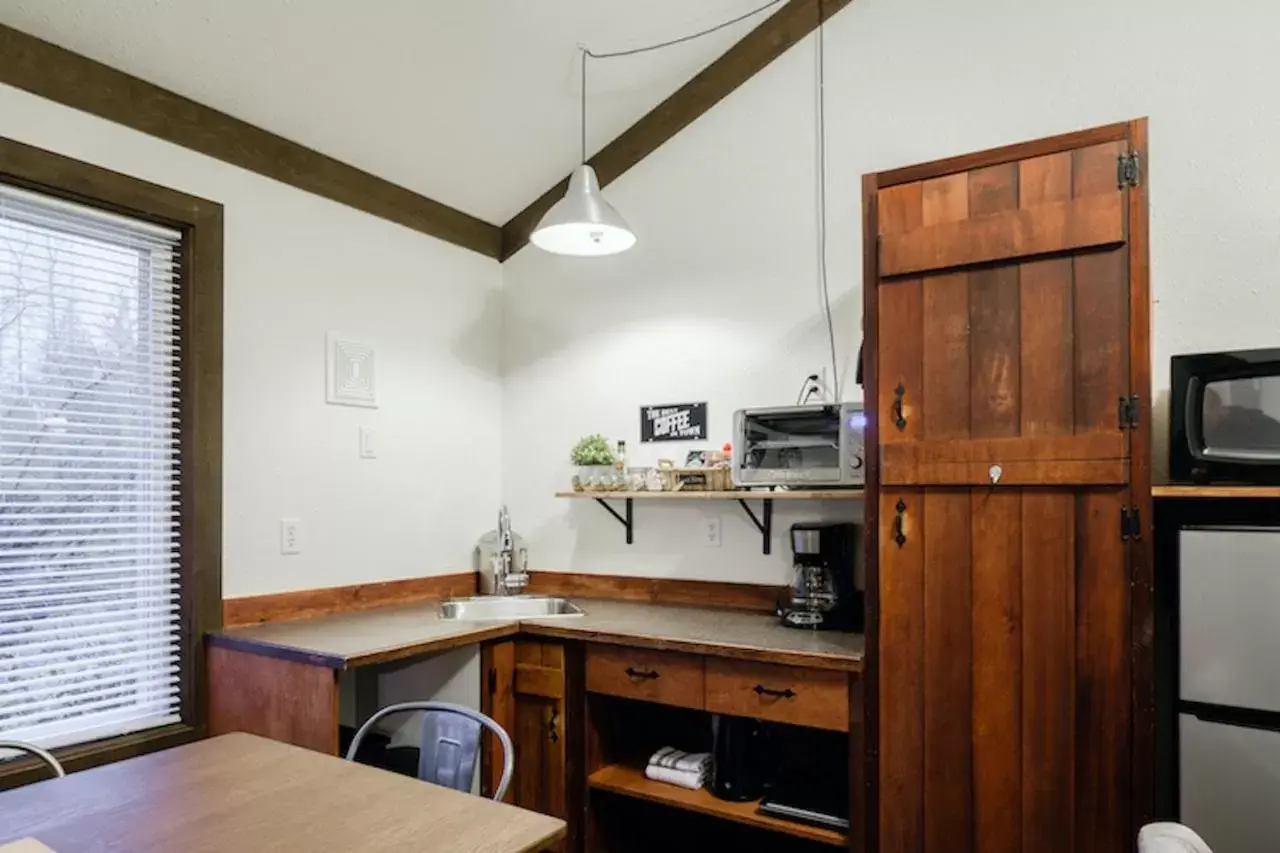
[1138,823,1213,853]
[645,763,706,790]
[647,747,711,774]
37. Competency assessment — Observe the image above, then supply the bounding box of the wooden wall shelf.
[556,489,864,554]
[587,764,847,848]
[1153,485,1280,499]
[555,489,864,501]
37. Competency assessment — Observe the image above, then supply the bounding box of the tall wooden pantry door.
[862,120,1152,853]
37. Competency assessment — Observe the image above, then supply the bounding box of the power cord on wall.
[815,1,840,402]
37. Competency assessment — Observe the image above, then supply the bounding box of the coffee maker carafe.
[780,522,861,631]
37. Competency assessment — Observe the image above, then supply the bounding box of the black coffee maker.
[779,522,862,631]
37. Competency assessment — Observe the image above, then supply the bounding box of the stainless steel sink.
[439,595,584,622]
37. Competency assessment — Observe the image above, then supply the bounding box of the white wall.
[0,82,505,598]
[501,0,1280,583]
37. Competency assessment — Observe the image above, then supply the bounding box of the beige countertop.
[208,598,864,672]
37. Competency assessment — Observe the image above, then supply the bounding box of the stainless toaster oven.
[732,404,866,488]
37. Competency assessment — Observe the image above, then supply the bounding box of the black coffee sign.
[640,402,708,443]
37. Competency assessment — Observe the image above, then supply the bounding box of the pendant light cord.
[577,0,786,162]
[815,1,839,401]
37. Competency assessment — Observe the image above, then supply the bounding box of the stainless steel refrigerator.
[1180,528,1280,852]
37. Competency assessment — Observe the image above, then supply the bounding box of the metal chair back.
[345,701,513,801]
[0,740,66,780]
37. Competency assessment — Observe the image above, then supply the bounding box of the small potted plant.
[570,434,617,492]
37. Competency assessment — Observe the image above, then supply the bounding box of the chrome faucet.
[488,506,528,596]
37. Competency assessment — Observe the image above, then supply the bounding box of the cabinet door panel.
[869,122,1149,853]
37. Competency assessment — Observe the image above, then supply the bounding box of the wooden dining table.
[0,733,565,853]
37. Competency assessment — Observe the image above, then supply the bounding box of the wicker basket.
[658,466,733,492]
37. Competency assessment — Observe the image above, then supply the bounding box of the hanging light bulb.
[531,50,636,257]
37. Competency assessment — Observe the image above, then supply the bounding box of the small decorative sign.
[640,402,707,443]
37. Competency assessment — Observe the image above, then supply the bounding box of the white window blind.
[0,182,184,750]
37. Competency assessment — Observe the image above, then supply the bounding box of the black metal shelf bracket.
[736,498,774,555]
[593,497,634,544]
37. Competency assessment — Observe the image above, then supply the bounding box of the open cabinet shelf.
[587,764,848,848]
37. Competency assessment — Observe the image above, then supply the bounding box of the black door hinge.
[488,667,497,695]
[1118,395,1140,429]
[1118,151,1141,188]
[1120,506,1143,541]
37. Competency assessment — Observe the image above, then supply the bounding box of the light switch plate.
[359,426,376,459]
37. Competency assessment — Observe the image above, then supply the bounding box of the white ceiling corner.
[0,0,782,224]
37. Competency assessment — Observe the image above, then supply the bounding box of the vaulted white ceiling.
[0,0,780,224]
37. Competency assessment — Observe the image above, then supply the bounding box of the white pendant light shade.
[530,165,636,257]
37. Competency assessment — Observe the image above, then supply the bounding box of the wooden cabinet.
[482,638,572,852]
[704,658,848,732]
[585,645,704,709]
[865,120,1152,853]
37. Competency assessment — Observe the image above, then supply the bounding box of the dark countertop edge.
[207,621,522,670]
[517,622,863,672]
[206,611,864,673]
[207,632,349,668]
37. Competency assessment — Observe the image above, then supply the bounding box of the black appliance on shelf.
[1171,348,1280,483]
[709,714,765,802]
[779,522,862,631]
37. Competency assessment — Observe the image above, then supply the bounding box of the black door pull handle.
[754,684,796,699]
[625,667,659,681]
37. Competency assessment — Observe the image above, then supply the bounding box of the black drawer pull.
[625,667,659,681]
[754,684,796,699]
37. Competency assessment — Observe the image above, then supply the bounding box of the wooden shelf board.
[1153,485,1280,499]
[555,489,864,501]
[587,764,848,848]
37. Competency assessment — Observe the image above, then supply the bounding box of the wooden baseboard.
[526,571,782,614]
[222,572,478,627]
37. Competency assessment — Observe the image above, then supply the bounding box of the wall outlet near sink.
[704,516,722,548]
[280,518,302,555]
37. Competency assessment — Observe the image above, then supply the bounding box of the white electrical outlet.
[359,426,376,459]
[705,517,722,548]
[280,518,301,555]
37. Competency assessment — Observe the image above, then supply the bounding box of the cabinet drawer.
[705,658,849,731]
[586,645,704,709]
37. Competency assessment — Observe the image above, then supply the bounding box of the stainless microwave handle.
[1185,376,1205,459]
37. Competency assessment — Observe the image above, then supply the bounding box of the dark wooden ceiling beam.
[0,24,502,259]
[499,0,852,261]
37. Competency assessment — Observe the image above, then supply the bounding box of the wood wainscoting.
[525,571,783,614]
[221,572,478,627]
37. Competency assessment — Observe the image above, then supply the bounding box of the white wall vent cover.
[326,332,377,408]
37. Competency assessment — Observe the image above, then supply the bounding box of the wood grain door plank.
[922,492,973,853]
[878,490,925,853]
[879,278,925,443]
[1020,258,1075,436]
[1075,490,1131,853]
[879,192,1125,277]
[972,491,1022,853]
[1021,492,1076,853]
[922,272,971,440]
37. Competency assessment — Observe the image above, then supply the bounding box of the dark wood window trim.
[0,136,222,789]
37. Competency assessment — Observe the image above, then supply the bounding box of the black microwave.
[1171,348,1280,483]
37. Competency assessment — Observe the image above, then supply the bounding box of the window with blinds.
[0,182,183,749]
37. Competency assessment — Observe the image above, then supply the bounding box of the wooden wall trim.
[498,0,853,261]
[222,572,478,627]
[526,571,782,613]
[0,24,502,259]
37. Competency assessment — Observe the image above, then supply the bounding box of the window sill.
[0,723,200,791]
